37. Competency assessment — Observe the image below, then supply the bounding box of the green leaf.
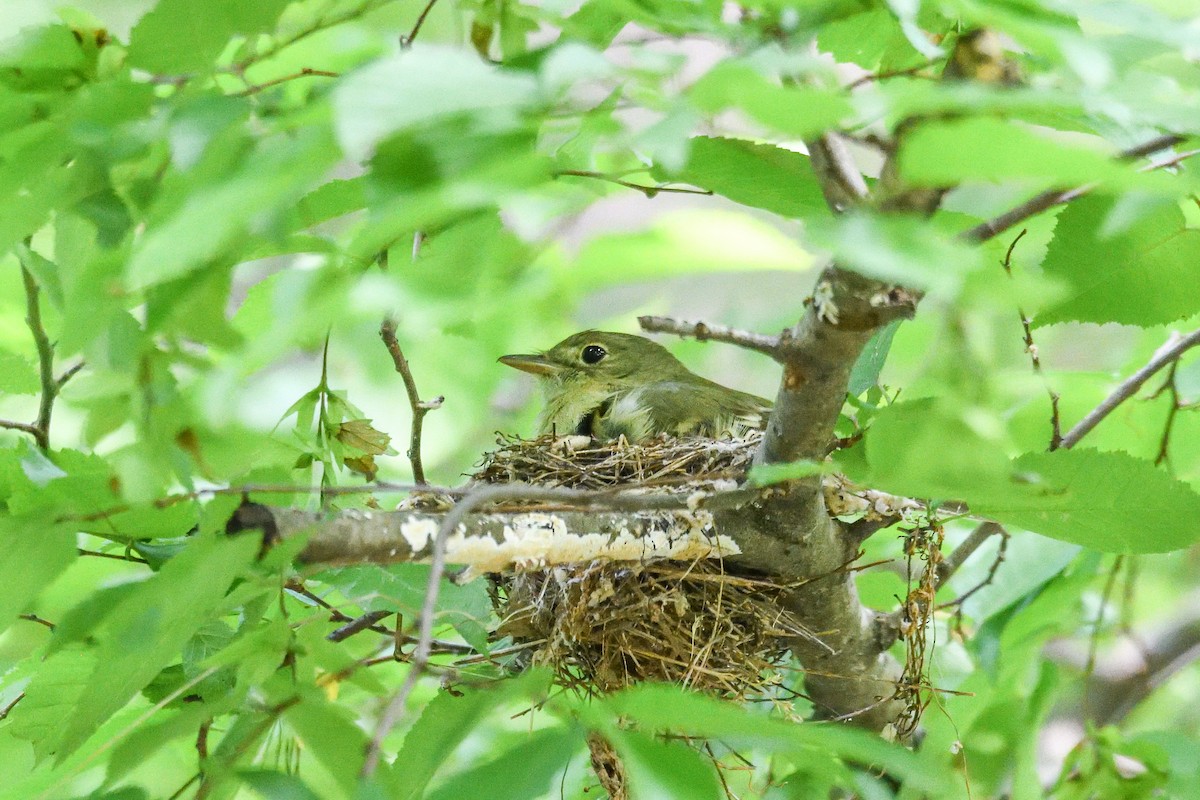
[315,563,493,652]
[0,516,76,636]
[975,449,1200,553]
[0,350,39,394]
[236,770,322,800]
[284,695,368,794]
[1036,195,1200,327]
[653,136,828,218]
[613,730,722,800]
[42,534,260,758]
[332,44,540,159]
[426,728,581,800]
[390,687,510,800]
[689,63,852,138]
[853,398,1014,502]
[126,0,292,73]
[848,320,901,396]
[898,118,1178,188]
[602,684,935,787]
[126,127,338,288]
[807,213,982,295]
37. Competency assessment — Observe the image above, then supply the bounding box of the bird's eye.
[581,344,607,365]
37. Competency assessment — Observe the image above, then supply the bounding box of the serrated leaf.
[653,136,828,218]
[126,0,292,73]
[975,448,1200,553]
[1036,195,1200,327]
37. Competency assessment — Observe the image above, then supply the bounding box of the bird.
[499,331,772,442]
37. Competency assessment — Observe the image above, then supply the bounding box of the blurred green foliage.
[0,0,1199,797]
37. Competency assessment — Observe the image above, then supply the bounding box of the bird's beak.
[498,353,559,376]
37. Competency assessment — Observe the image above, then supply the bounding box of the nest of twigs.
[471,432,807,700]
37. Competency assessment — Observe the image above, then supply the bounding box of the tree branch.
[380,319,443,485]
[14,247,63,451]
[1058,327,1200,450]
[637,316,783,359]
[961,135,1189,244]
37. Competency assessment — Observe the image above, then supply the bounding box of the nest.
[471,432,809,700]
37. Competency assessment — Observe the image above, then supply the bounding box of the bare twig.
[1058,327,1200,450]
[846,63,938,90]
[553,170,714,198]
[0,419,44,438]
[0,692,25,721]
[234,67,340,96]
[637,316,783,359]
[936,521,1005,585]
[1150,362,1188,467]
[380,319,443,485]
[328,610,394,642]
[18,613,56,630]
[1000,229,1062,448]
[18,260,57,451]
[937,524,1009,610]
[962,135,1191,243]
[401,0,441,47]
[1082,555,1126,720]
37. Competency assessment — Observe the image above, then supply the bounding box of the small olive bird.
[500,331,772,442]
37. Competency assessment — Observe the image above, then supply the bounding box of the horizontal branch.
[638,316,783,359]
[274,506,740,577]
[1059,327,1200,450]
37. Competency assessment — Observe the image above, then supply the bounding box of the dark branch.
[401,0,441,48]
[235,67,339,96]
[16,250,59,451]
[380,318,443,485]
[936,521,1005,584]
[1058,327,1200,450]
[638,316,783,359]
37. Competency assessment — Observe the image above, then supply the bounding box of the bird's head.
[499,331,687,397]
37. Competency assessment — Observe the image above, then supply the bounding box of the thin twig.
[553,170,714,198]
[845,63,938,90]
[638,316,783,359]
[0,692,25,721]
[1000,229,1062,448]
[0,419,43,438]
[1150,362,1187,467]
[19,259,56,451]
[379,320,443,485]
[234,67,340,96]
[1083,555,1126,721]
[962,135,1190,243]
[18,613,56,630]
[401,0,441,47]
[1058,328,1200,450]
[328,610,393,642]
[936,525,1009,610]
[936,521,1004,584]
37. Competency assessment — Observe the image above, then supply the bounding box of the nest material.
[471,432,807,699]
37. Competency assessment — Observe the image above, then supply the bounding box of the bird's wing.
[617,381,772,439]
